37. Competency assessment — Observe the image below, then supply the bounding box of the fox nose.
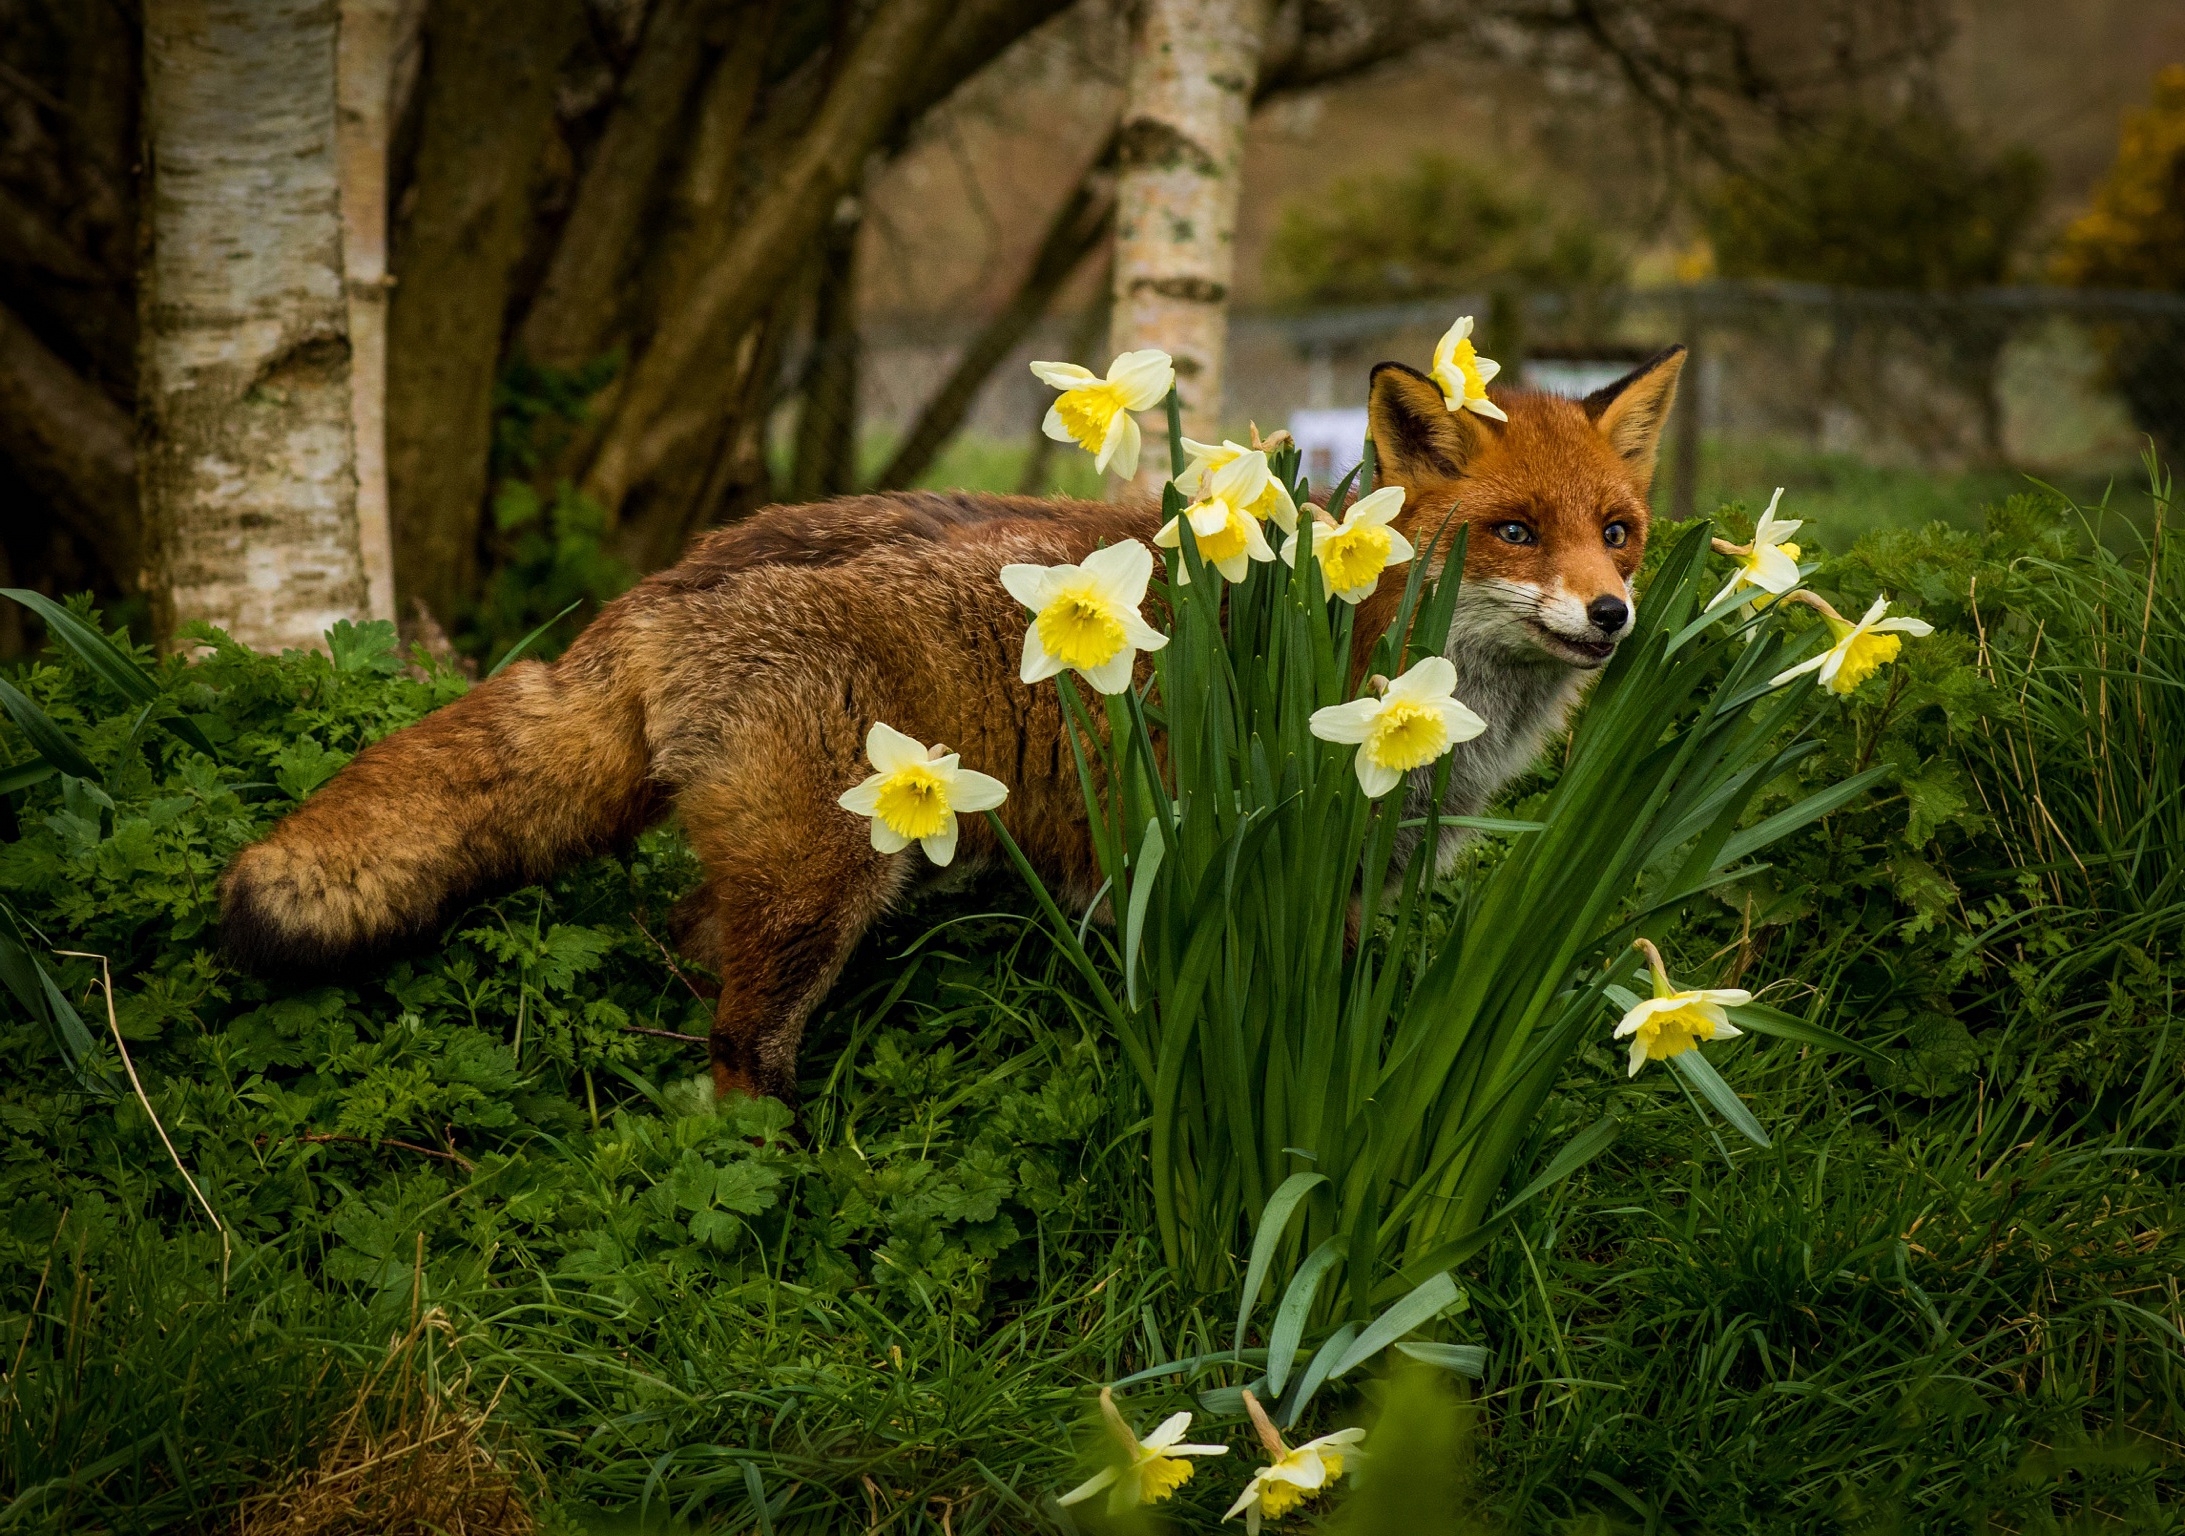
[1587,595,1629,634]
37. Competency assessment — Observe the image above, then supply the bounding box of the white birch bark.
[1108,0,1267,491]
[140,0,368,653]
[337,0,414,625]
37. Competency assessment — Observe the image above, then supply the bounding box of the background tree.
[139,0,371,652]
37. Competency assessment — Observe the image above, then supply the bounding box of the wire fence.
[836,281,2185,515]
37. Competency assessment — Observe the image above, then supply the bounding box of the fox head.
[1361,346,1686,671]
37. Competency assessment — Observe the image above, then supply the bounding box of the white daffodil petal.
[1121,613,1169,652]
[1081,647,1137,695]
[1020,622,1066,684]
[838,778,883,816]
[1109,413,1143,480]
[1473,356,1501,385]
[1467,395,1509,422]
[1040,402,1072,444]
[871,819,913,855]
[1387,655,1458,703]
[1082,538,1155,602]
[1144,1413,1194,1451]
[1095,401,1131,474]
[1385,527,1417,566]
[1266,480,1299,534]
[865,722,927,774]
[1876,617,1934,636]
[921,818,960,867]
[1356,755,1403,798]
[1349,485,1406,525]
[1000,563,1057,611]
[1769,652,1831,687]
[949,769,1009,814]
[1057,1467,1117,1507]
[1110,349,1175,408]
[1815,648,1847,690]
[1439,698,1488,742]
[1855,595,1891,628]
[1708,572,1748,612]
[1030,361,1098,390]
[1750,544,1802,592]
[1628,1036,1650,1077]
[1308,697,1382,743]
[1154,517,1184,549]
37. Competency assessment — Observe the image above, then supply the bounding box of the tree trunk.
[385,0,581,631]
[337,0,407,625]
[138,0,368,653]
[789,202,862,502]
[1108,0,1267,489]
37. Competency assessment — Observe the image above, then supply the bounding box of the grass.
[2,472,2183,1532]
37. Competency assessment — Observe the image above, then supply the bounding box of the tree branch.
[871,133,1117,492]
[0,299,137,586]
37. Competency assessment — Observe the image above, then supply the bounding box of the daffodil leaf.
[1723,1001,1884,1064]
[1717,763,1892,868]
[1265,1237,1344,1397]
[1393,1341,1488,1378]
[0,678,96,781]
[1123,816,1165,1009]
[1670,1048,1771,1147]
[1110,1347,1268,1390]
[487,599,583,678]
[1328,1272,1461,1383]
[1232,1170,1327,1355]
[1279,1321,1357,1428]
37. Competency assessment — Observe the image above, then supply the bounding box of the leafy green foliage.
[1707,111,2043,290]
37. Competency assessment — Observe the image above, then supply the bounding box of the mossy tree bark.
[138,0,368,653]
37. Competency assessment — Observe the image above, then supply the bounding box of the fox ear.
[1584,346,1686,491]
[1368,362,1488,485]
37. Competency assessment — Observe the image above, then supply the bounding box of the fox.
[220,346,1684,1105]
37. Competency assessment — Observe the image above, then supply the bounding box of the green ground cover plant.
[0,460,2179,1533]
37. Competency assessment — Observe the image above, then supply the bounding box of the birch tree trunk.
[336,0,409,625]
[1108,0,1266,490]
[139,0,368,652]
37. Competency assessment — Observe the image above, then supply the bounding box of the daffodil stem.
[983,810,1131,1034]
[1631,936,1670,993]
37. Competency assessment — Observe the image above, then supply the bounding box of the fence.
[840,281,2185,519]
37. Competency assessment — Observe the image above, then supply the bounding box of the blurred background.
[2,0,2182,665]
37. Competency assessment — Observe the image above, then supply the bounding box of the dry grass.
[234,1308,534,1536]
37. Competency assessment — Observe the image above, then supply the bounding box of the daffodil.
[1308,656,1486,798]
[1176,438,1300,532]
[1000,539,1169,694]
[836,724,1008,867]
[1057,1387,1228,1516]
[1429,315,1507,422]
[1224,1389,1364,1535]
[1614,938,1750,1077]
[1156,454,1281,584]
[1030,349,1174,479]
[1708,488,1805,611]
[1281,485,1414,603]
[1769,592,1934,696]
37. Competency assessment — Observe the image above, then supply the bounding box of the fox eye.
[1491,521,1536,546]
[1603,522,1630,549]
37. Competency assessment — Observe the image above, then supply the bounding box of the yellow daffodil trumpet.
[837,724,1008,867]
[1000,539,1170,694]
[1030,349,1174,479]
[1613,937,1751,1077]
[1224,1389,1365,1535]
[1281,484,1414,604]
[1708,487,1804,612]
[1430,315,1507,422]
[1057,1387,1229,1515]
[1308,656,1486,798]
[1768,591,1934,696]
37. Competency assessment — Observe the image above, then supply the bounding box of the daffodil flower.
[836,724,1008,867]
[1224,1389,1364,1535]
[1429,315,1507,422]
[1769,592,1934,696]
[1057,1387,1228,1515]
[1281,485,1414,603]
[1708,488,1804,611]
[1155,454,1282,585]
[1614,938,1750,1077]
[1000,539,1169,694]
[1308,656,1486,798]
[1030,349,1174,479]
[1176,438,1299,533]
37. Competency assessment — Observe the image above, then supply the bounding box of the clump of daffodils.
[1057,1388,1228,1515]
[1156,449,1283,584]
[1282,485,1414,604]
[1000,539,1169,694]
[1613,938,1750,1076]
[836,724,1008,866]
[1770,592,1933,696]
[1709,488,1803,612]
[1224,1389,1365,1534]
[1030,349,1174,479]
[1308,656,1485,797]
[1429,316,1507,421]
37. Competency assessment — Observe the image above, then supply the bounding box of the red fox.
[221,348,1684,1103]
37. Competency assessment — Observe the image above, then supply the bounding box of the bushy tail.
[220,632,661,975]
